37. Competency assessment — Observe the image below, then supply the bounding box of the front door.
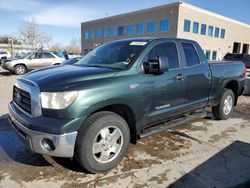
[143,41,186,126]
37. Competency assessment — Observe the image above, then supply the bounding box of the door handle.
[176,74,186,80]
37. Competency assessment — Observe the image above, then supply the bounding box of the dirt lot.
[1,67,250,188]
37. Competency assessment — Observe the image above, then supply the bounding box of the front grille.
[13,86,31,114]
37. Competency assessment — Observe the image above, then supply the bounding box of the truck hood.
[22,65,119,91]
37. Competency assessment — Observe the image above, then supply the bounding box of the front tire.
[212,89,235,120]
[14,65,27,75]
[75,111,130,173]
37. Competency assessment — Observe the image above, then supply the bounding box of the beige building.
[81,1,250,60]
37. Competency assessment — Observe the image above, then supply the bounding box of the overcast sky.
[0,0,249,45]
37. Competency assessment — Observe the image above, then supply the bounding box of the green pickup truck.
[8,38,246,173]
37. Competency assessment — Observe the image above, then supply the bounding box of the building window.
[206,50,211,60]
[118,26,124,36]
[200,24,206,35]
[183,19,190,32]
[193,22,199,34]
[91,30,95,39]
[137,23,144,34]
[208,26,213,36]
[220,29,225,38]
[104,28,109,38]
[127,24,134,35]
[110,26,116,37]
[212,51,217,60]
[84,31,89,40]
[147,21,156,33]
[214,27,219,38]
[160,19,169,32]
[96,29,102,39]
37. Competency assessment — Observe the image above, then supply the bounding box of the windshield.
[18,52,32,59]
[77,40,147,70]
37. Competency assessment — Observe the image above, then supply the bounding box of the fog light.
[41,138,55,151]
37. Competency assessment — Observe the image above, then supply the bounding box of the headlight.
[41,91,78,109]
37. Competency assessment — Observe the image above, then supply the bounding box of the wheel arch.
[224,80,238,106]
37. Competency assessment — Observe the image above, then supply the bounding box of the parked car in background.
[0,51,11,64]
[62,56,82,65]
[223,53,250,68]
[8,38,246,173]
[1,51,64,75]
[53,51,69,60]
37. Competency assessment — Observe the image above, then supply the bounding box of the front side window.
[127,24,134,35]
[208,26,213,36]
[182,43,200,67]
[96,29,102,39]
[118,26,124,36]
[104,28,109,38]
[137,23,144,34]
[110,26,116,37]
[77,40,148,70]
[184,19,190,32]
[84,31,89,40]
[201,24,206,35]
[147,42,180,69]
[160,19,169,32]
[214,27,219,37]
[221,29,225,38]
[43,52,54,59]
[193,22,199,34]
[147,21,156,33]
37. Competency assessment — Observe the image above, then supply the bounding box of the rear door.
[181,42,211,111]
[143,41,186,125]
[42,52,57,67]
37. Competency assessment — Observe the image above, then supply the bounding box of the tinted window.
[43,53,54,59]
[104,28,109,38]
[84,31,89,40]
[127,24,134,35]
[147,42,179,69]
[110,26,116,37]
[193,22,199,33]
[182,43,200,67]
[201,24,206,35]
[147,21,156,33]
[96,29,102,39]
[221,29,225,38]
[184,19,190,32]
[208,26,213,36]
[160,19,169,32]
[118,26,124,36]
[137,23,144,34]
[214,27,219,37]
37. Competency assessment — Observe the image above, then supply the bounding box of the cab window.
[182,43,200,67]
[146,42,180,69]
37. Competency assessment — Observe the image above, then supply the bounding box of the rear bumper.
[8,103,78,158]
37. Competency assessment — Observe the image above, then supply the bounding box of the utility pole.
[8,37,14,59]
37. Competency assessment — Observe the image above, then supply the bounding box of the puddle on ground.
[208,127,238,143]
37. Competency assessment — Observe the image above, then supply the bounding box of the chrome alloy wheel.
[16,66,25,74]
[92,126,123,164]
[223,95,233,115]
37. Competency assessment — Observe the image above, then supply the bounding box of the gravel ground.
[1,67,250,188]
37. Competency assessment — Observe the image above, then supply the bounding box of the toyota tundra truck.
[8,38,246,173]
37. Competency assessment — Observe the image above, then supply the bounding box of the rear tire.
[75,111,130,173]
[14,65,27,75]
[212,89,235,120]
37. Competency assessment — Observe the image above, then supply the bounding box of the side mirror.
[143,56,169,74]
[28,56,32,60]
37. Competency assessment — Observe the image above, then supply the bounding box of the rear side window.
[43,52,54,59]
[147,42,180,69]
[224,54,243,61]
[182,43,200,67]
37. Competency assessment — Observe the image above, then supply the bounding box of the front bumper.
[8,103,78,158]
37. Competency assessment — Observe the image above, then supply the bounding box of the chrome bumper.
[8,104,78,158]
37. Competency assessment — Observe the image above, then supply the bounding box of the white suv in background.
[0,51,11,64]
[1,51,65,75]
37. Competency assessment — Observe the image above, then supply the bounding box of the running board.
[140,110,207,139]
